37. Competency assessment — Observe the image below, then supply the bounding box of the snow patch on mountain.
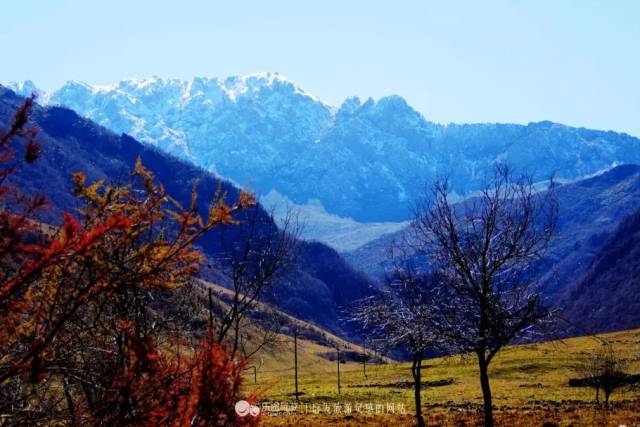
[260,190,408,252]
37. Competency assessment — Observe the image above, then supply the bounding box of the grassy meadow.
[246,328,640,426]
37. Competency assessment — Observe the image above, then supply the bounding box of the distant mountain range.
[0,85,375,340]
[8,74,640,252]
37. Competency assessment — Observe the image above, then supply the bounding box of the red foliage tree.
[0,97,261,425]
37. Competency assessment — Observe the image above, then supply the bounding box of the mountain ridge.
[9,74,640,227]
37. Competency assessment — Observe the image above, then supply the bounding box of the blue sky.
[2,1,639,136]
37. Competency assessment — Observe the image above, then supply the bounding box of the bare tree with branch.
[353,251,444,427]
[213,205,301,357]
[411,164,558,427]
[574,343,633,406]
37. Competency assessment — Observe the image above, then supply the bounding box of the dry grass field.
[245,329,640,426]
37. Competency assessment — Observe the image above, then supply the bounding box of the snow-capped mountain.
[9,74,640,229]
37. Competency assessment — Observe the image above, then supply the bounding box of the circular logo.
[249,405,260,417]
[235,400,251,417]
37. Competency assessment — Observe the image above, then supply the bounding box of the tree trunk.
[294,330,299,401]
[232,316,240,356]
[477,350,494,427]
[411,353,426,427]
[363,355,367,378]
[62,376,77,426]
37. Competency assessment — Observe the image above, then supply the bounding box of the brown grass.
[245,328,640,426]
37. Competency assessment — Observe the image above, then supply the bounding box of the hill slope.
[559,207,640,334]
[0,85,375,340]
[344,165,640,333]
[346,164,640,282]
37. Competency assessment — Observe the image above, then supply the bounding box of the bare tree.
[213,205,300,357]
[575,348,605,404]
[412,164,558,427]
[353,256,443,427]
[574,343,632,406]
